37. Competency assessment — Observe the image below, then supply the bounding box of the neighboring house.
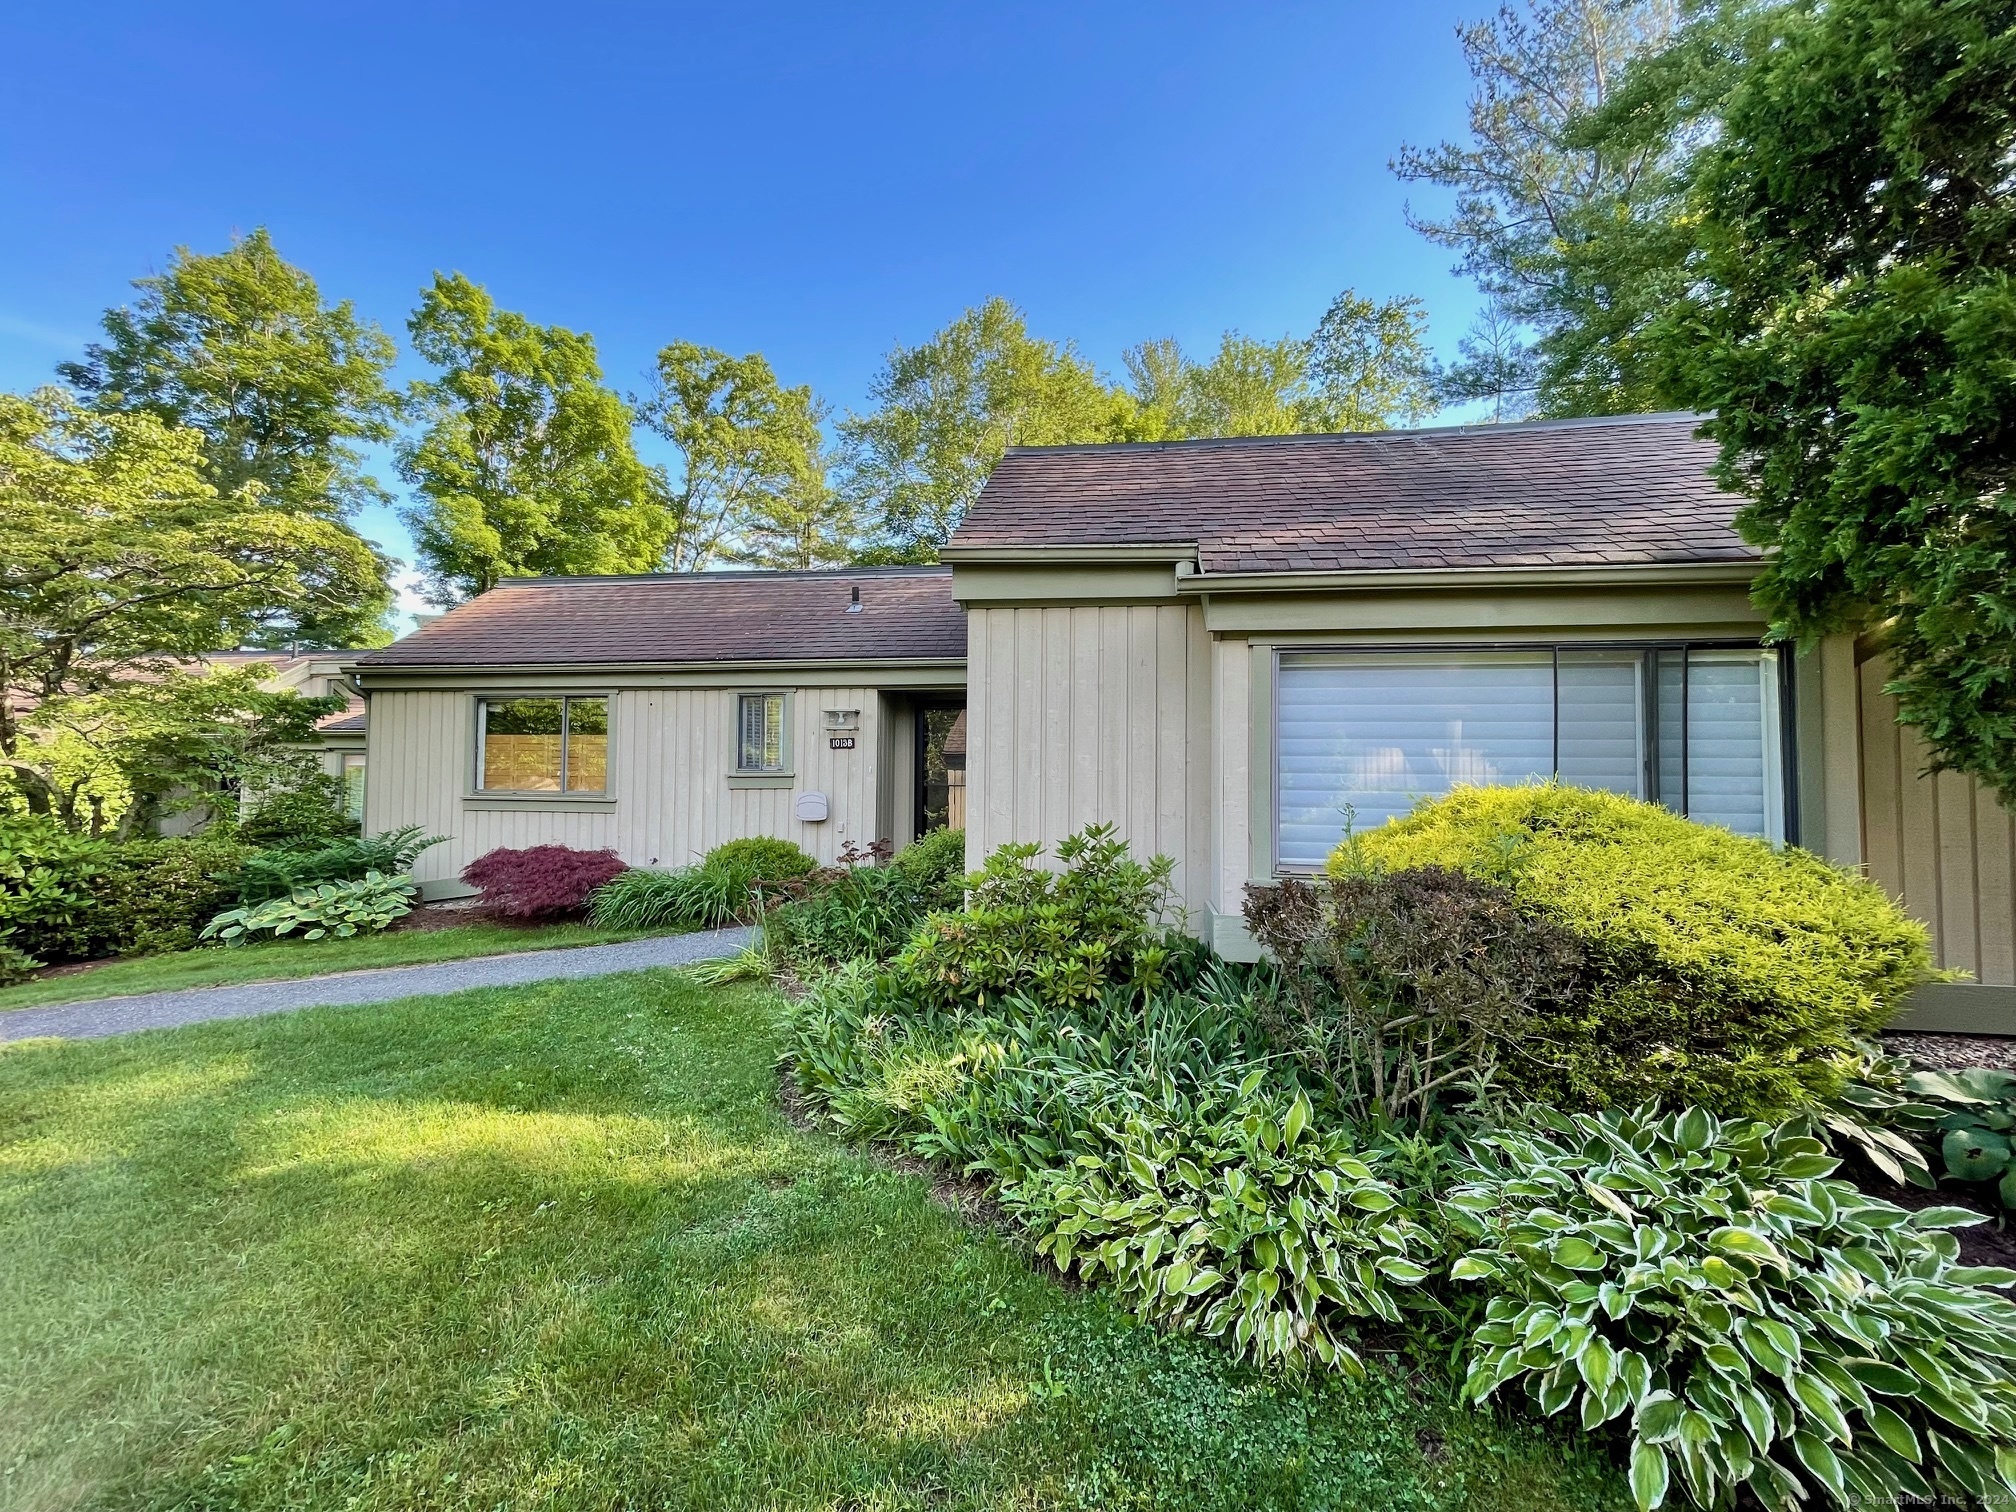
[348,413,2015,1030]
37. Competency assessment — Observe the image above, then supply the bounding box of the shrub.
[1245,866,1586,1126]
[895,824,1188,1011]
[763,829,968,967]
[705,835,817,889]
[463,844,628,921]
[0,944,40,987]
[0,815,115,962]
[1448,1105,2016,1511]
[0,818,255,961]
[1338,785,1933,1117]
[235,827,443,905]
[202,871,417,944]
[239,774,358,845]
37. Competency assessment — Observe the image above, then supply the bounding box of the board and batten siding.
[1859,656,2016,988]
[965,604,1214,921]
[364,684,886,889]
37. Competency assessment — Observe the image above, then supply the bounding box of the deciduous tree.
[398,275,670,602]
[59,229,399,644]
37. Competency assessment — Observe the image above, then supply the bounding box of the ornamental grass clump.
[1337,785,1933,1118]
[589,836,817,932]
[1448,1104,2016,1511]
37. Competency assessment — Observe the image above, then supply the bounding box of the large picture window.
[1276,646,1786,868]
[737,692,787,773]
[478,696,608,793]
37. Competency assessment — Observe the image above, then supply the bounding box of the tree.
[1303,290,1441,429]
[1436,305,1541,422]
[1177,333,1313,437]
[0,388,379,816]
[59,229,399,644]
[634,342,845,570]
[838,298,1122,559]
[397,275,671,603]
[1608,0,2016,801]
[1393,0,1682,415]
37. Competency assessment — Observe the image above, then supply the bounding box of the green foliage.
[1339,785,1932,1117]
[838,298,1123,559]
[635,342,849,571]
[397,273,671,603]
[763,828,967,968]
[233,826,443,906]
[1392,0,1681,416]
[590,835,818,932]
[894,823,1185,1011]
[0,816,257,961]
[1449,1103,2016,1511]
[57,227,397,645]
[0,389,384,816]
[1842,1050,2016,1209]
[202,871,416,944]
[0,943,38,986]
[1244,865,1587,1126]
[239,773,358,846]
[1584,0,2016,801]
[1016,1078,1434,1374]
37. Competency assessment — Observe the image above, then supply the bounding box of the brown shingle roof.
[357,568,966,668]
[951,413,1755,574]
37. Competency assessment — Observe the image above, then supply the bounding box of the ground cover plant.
[201,871,418,944]
[760,824,967,966]
[463,843,629,920]
[781,810,2010,1510]
[0,918,659,1011]
[0,968,1619,1511]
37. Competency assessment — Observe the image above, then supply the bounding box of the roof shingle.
[950,413,1754,574]
[356,568,965,668]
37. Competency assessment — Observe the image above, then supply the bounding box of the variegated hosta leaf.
[1449,1103,2016,1510]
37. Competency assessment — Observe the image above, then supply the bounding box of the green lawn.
[0,971,1625,1511]
[0,920,661,1012]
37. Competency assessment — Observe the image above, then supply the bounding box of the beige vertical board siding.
[1211,637,1251,917]
[1859,657,2016,984]
[366,683,884,888]
[964,603,1213,919]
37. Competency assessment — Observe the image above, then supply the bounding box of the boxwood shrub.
[1336,786,1932,1118]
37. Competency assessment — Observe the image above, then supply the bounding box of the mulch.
[1882,1032,2016,1071]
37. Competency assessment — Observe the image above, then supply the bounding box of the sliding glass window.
[1275,646,1785,869]
[478,696,609,794]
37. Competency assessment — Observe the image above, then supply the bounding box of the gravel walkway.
[0,927,754,1043]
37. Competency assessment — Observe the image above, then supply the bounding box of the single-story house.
[350,413,2015,1030]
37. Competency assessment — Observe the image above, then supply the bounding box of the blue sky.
[1,3,1488,623]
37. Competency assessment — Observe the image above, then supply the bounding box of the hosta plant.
[1447,1105,2016,1511]
[201,871,417,944]
[1008,1077,1435,1374]
[1831,1043,2016,1206]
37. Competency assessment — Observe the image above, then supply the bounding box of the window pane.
[1277,652,1553,867]
[341,755,367,821]
[1557,651,1645,797]
[1685,651,1782,840]
[483,698,563,790]
[564,697,608,792]
[1655,650,1687,811]
[739,693,784,771]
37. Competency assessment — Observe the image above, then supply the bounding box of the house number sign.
[829,736,855,749]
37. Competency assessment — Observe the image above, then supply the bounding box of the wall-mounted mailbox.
[794,790,829,822]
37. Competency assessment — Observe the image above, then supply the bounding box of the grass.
[0,971,1627,1511]
[0,920,663,1012]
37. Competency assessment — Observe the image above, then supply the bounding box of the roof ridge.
[1001,411,1704,458]
[494,565,951,587]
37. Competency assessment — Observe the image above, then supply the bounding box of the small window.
[479,696,608,793]
[737,693,787,772]
[340,753,367,822]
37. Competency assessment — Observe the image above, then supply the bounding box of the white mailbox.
[794,790,830,822]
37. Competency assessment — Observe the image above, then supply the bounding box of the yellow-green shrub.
[1332,785,1932,1117]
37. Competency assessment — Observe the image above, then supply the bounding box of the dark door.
[915,703,966,839]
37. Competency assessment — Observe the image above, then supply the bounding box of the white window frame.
[474,693,612,795]
[1270,641,1795,873]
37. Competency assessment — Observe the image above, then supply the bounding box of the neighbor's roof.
[355,567,966,668]
[951,413,1754,574]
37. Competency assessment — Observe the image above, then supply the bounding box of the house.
[349,413,2016,1031]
